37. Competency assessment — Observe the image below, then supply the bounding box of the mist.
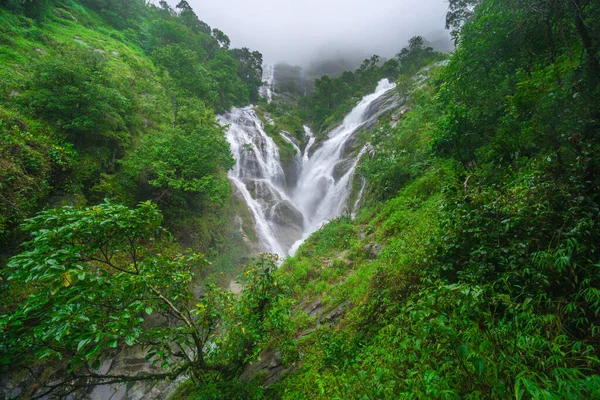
[163,0,451,66]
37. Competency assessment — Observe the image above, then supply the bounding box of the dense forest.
[1,0,600,399]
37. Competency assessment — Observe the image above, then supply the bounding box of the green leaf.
[145,307,153,315]
[456,343,469,360]
[77,338,92,351]
[125,336,135,346]
[473,356,485,375]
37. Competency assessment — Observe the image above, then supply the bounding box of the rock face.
[239,294,353,387]
[1,345,188,400]
[239,349,290,387]
[220,107,304,256]
[270,200,305,251]
[279,131,303,189]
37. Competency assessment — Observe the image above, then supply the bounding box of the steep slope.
[0,0,261,277]
[181,1,600,397]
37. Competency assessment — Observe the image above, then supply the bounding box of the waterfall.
[220,69,396,257]
[258,64,275,103]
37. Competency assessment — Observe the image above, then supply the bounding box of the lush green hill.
[0,2,264,393]
[0,0,261,270]
[181,0,600,397]
[1,0,599,398]
[255,1,600,398]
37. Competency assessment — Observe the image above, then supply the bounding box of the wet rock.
[73,37,88,46]
[332,157,356,182]
[364,242,383,259]
[6,387,21,399]
[271,200,304,250]
[303,297,324,317]
[298,327,316,338]
[93,359,113,375]
[392,105,412,121]
[228,280,243,295]
[90,383,126,400]
[240,349,290,386]
[319,302,350,324]
[339,134,359,158]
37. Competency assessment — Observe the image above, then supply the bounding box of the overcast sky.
[163,0,450,66]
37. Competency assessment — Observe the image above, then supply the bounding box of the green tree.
[151,44,216,102]
[445,0,480,37]
[207,50,250,110]
[229,47,263,102]
[123,117,234,209]
[80,0,147,29]
[0,201,231,395]
[0,202,288,397]
[21,46,132,149]
[212,28,231,50]
[176,0,211,34]
[0,0,52,19]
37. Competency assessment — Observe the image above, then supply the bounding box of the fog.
[164,0,451,66]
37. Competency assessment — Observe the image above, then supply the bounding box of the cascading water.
[220,69,396,257]
[258,64,275,103]
[217,107,302,256]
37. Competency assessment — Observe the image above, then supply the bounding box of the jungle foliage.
[0,0,267,393]
[300,36,446,134]
[267,0,600,398]
[0,0,262,250]
[0,202,290,398]
[2,0,600,398]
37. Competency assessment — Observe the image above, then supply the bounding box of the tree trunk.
[572,0,600,78]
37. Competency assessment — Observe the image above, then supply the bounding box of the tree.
[21,46,132,149]
[151,44,216,101]
[212,28,230,50]
[80,0,147,29]
[0,0,53,19]
[206,50,250,110]
[0,201,230,397]
[0,202,287,398]
[176,0,211,35]
[123,118,234,209]
[229,47,264,102]
[158,0,175,15]
[445,0,481,36]
[408,35,425,51]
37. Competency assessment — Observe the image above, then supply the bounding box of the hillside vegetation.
[0,0,266,283]
[1,0,600,399]
[0,1,268,396]
[257,0,600,398]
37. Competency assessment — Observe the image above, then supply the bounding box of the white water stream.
[219,68,396,257]
[258,64,275,103]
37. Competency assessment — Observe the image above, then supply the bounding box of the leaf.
[456,343,469,360]
[473,356,485,375]
[125,336,135,346]
[145,307,153,315]
[77,338,92,351]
